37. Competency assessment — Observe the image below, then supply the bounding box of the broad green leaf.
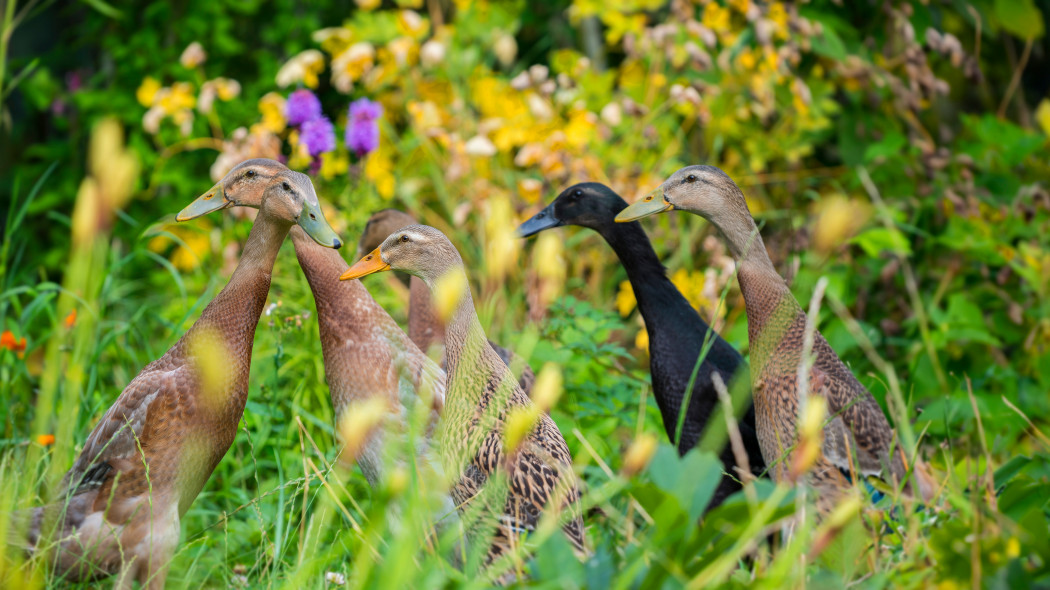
[995,0,1045,40]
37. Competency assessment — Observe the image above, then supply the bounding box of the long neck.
[731,226,800,375]
[597,219,693,324]
[291,226,375,324]
[180,210,288,405]
[428,266,490,406]
[409,275,444,354]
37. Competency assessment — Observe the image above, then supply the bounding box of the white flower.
[179,42,206,68]
[600,102,623,126]
[464,135,497,157]
[420,40,445,69]
[494,33,517,67]
[142,106,163,134]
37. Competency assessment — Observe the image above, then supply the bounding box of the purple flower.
[286,89,322,126]
[300,116,336,156]
[345,98,383,156]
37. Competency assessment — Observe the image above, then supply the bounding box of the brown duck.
[25,166,341,588]
[190,160,447,489]
[342,224,585,575]
[359,209,535,394]
[616,165,936,509]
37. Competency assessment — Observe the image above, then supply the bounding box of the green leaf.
[648,445,723,522]
[851,227,913,257]
[995,0,1045,40]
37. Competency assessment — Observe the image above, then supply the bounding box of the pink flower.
[301,116,335,156]
[286,89,322,126]
[345,97,382,156]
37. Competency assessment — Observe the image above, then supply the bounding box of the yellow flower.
[635,325,649,353]
[615,280,636,316]
[331,42,375,93]
[286,130,313,170]
[387,36,419,68]
[517,178,542,204]
[355,0,380,10]
[670,268,709,311]
[136,77,161,107]
[157,82,196,114]
[313,27,353,55]
[258,92,287,133]
[319,151,349,180]
[768,2,790,40]
[148,223,211,271]
[397,9,429,39]
[729,0,750,13]
[276,49,326,89]
[602,11,646,45]
[737,47,757,71]
[702,2,731,35]
[484,195,521,280]
[563,109,597,149]
[1036,99,1050,137]
[364,143,395,199]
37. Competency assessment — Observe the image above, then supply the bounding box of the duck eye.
[246,170,255,178]
[400,235,410,243]
[573,189,582,198]
[282,182,291,191]
[686,174,698,183]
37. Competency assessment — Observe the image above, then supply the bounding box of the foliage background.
[2,0,1050,587]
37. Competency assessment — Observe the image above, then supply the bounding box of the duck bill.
[176,182,232,221]
[298,200,343,249]
[516,202,563,238]
[340,247,390,281]
[614,187,674,223]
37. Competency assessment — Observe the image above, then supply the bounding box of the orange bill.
[339,247,390,281]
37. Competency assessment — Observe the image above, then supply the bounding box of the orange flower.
[1,330,27,359]
[64,308,77,329]
[36,434,55,446]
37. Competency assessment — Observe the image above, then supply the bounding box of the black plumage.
[518,182,766,507]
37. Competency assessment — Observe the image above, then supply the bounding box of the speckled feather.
[362,225,586,573]
[358,209,536,393]
[645,165,931,508]
[290,227,447,486]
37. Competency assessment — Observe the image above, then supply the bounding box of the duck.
[359,209,535,394]
[518,182,766,507]
[341,224,585,576]
[615,165,937,510]
[187,160,448,491]
[25,165,341,589]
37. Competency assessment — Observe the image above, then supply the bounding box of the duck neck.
[430,267,489,407]
[732,230,799,376]
[597,219,686,322]
[184,210,289,405]
[409,275,444,354]
[291,226,374,325]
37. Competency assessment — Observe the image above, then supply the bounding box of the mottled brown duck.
[359,209,535,393]
[342,224,585,575]
[25,167,340,589]
[616,165,937,510]
[191,160,447,489]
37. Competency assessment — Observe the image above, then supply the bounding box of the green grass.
[1,161,1047,589]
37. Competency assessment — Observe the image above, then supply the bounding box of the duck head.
[178,158,342,249]
[615,165,745,224]
[517,182,628,237]
[341,224,461,286]
[356,209,417,258]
